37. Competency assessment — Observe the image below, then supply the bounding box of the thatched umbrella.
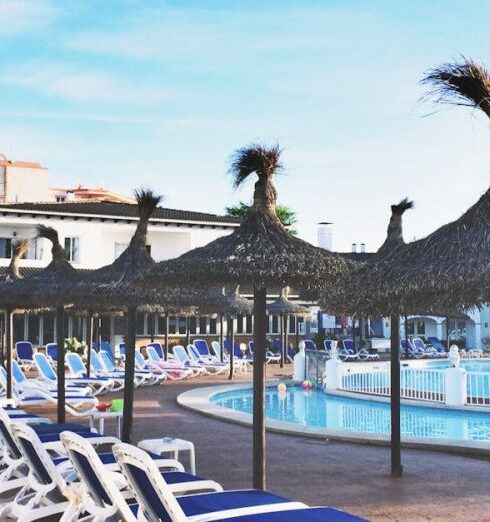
[323,197,413,476]
[0,226,81,422]
[137,143,351,489]
[0,239,29,397]
[266,287,309,367]
[65,189,162,442]
[334,58,490,316]
[198,286,253,378]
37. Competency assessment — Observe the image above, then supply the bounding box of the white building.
[0,198,310,347]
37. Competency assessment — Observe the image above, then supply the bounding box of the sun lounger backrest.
[34,353,57,381]
[194,339,209,356]
[173,345,189,365]
[66,352,86,376]
[0,410,22,459]
[188,345,201,361]
[134,351,146,369]
[12,360,27,384]
[90,349,106,372]
[342,339,355,353]
[15,341,33,361]
[304,339,316,351]
[12,422,65,490]
[113,442,186,522]
[148,342,164,358]
[146,346,161,363]
[61,431,131,517]
[324,340,333,352]
[100,351,117,372]
[272,339,282,353]
[412,338,426,350]
[210,341,222,359]
[45,343,58,361]
[248,341,254,354]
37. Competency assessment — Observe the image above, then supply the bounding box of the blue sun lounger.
[112,442,367,521]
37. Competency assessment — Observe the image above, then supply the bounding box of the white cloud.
[0,63,167,105]
[0,0,56,36]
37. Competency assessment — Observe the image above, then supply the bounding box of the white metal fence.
[466,372,490,406]
[339,363,446,403]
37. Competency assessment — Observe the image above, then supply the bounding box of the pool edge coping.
[177,381,490,457]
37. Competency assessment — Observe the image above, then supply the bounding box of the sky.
[2,0,490,251]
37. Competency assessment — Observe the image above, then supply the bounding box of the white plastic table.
[138,437,196,474]
[88,410,122,438]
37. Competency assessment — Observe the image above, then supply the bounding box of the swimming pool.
[210,385,490,443]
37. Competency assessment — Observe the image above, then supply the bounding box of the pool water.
[211,386,490,442]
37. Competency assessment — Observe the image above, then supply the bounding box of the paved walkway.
[30,368,490,521]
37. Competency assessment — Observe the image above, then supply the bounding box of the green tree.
[225,201,298,235]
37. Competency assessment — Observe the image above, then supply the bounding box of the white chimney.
[360,243,366,253]
[317,222,333,251]
[351,243,357,253]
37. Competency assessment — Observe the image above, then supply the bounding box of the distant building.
[0,155,50,203]
[0,155,312,347]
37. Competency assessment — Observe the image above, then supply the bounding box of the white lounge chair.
[113,442,363,521]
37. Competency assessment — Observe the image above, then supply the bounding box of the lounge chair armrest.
[154,458,185,472]
[168,479,223,495]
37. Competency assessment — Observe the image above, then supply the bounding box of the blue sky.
[2,0,490,250]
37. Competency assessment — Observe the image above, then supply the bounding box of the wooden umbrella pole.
[0,311,4,370]
[404,315,409,359]
[253,286,267,490]
[56,306,66,424]
[164,312,169,361]
[86,312,93,378]
[285,315,290,361]
[390,314,403,477]
[279,314,285,368]
[122,305,137,443]
[5,307,13,400]
[219,313,224,362]
[150,313,156,343]
[228,316,234,380]
[97,317,102,350]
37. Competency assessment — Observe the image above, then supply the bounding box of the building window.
[237,314,244,334]
[64,237,79,263]
[136,314,145,336]
[0,238,12,258]
[199,317,207,335]
[245,314,253,334]
[271,316,279,335]
[189,317,197,335]
[169,316,177,335]
[209,317,217,335]
[55,195,66,202]
[288,316,296,334]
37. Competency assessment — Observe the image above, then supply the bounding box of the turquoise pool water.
[211,386,490,442]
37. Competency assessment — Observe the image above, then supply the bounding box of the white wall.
[0,214,235,269]
[5,166,50,203]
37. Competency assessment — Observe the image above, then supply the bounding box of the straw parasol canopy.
[137,143,353,489]
[67,189,162,309]
[198,285,253,316]
[0,226,80,308]
[320,196,413,478]
[267,287,310,316]
[140,145,350,292]
[267,286,309,367]
[327,58,490,317]
[197,285,253,378]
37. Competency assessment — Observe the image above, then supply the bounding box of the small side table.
[88,410,122,438]
[138,437,196,474]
